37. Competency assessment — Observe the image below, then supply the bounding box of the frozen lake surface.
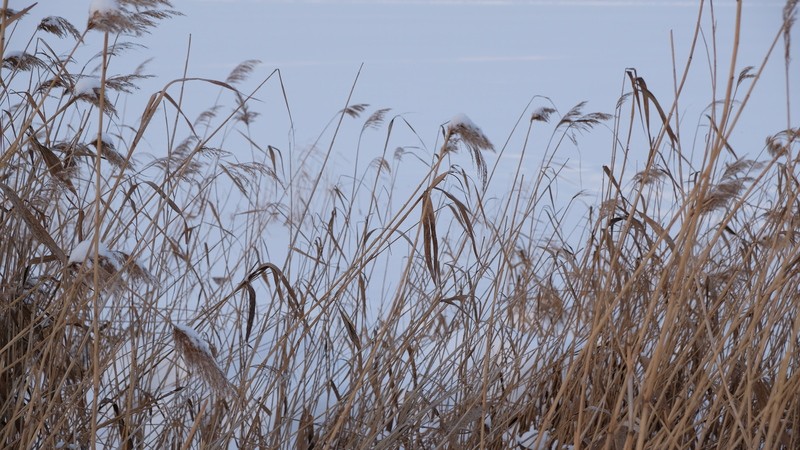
[29,0,792,179]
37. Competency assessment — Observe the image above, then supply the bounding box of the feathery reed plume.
[88,0,179,36]
[89,133,128,169]
[172,324,233,397]
[87,0,125,33]
[342,103,369,118]
[531,106,557,122]
[444,113,494,187]
[2,51,46,71]
[765,128,799,158]
[556,101,612,139]
[633,166,667,186]
[698,159,761,214]
[363,107,391,131]
[37,16,81,39]
[71,76,117,116]
[226,59,261,85]
[445,113,494,154]
[68,239,155,289]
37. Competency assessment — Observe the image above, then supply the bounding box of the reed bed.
[0,1,798,448]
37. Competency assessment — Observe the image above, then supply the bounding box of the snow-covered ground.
[24,0,794,188]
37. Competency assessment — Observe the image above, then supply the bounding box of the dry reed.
[0,1,798,449]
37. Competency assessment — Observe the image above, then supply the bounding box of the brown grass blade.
[421,191,440,285]
[27,130,75,192]
[0,183,66,262]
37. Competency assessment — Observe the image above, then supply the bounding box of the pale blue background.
[14,0,798,194]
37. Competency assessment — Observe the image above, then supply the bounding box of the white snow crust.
[89,0,120,15]
[447,112,480,132]
[74,77,101,97]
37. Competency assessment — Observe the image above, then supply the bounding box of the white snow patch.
[69,239,98,264]
[4,50,24,59]
[41,16,60,27]
[516,428,574,450]
[74,77,101,97]
[174,324,214,359]
[89,0,120,15]
[447,112,480,133]
[89,132,117,150]
[68,239,120,268]
[100,132,115,148]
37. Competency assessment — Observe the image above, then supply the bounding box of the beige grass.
[1,1,799,449]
